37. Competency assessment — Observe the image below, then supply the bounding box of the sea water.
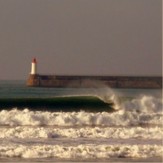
[0,80,162,162]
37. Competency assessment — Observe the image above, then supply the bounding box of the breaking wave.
[0,94,162,127]
[0,95,113,112]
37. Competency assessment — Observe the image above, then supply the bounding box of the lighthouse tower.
[30,58,37,75]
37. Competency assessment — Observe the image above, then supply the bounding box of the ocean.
[0,80,162,163]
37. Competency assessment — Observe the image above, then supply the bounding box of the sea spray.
[95,87,121,110]
[71,87,121,110]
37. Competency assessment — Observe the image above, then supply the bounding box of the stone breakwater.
[27,74,162,89]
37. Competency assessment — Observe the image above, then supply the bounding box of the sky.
[0,0,162,80]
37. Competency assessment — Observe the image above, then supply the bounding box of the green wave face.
[0,96,114,112]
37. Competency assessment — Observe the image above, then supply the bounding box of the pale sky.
[0,0,162,80]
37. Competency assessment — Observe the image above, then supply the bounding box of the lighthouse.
[30,58,37,75]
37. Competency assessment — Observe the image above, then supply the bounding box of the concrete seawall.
[26,74,162,89]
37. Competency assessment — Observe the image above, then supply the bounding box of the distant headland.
[27,58,162,89]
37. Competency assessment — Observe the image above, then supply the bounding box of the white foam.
[122,95,162,113]
[0,106,162,127]
[0,126,162,139]
[0,144,162,159]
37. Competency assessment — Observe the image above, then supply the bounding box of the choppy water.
[0,80,162,162]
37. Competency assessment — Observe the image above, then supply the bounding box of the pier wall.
[27,75,162,89]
